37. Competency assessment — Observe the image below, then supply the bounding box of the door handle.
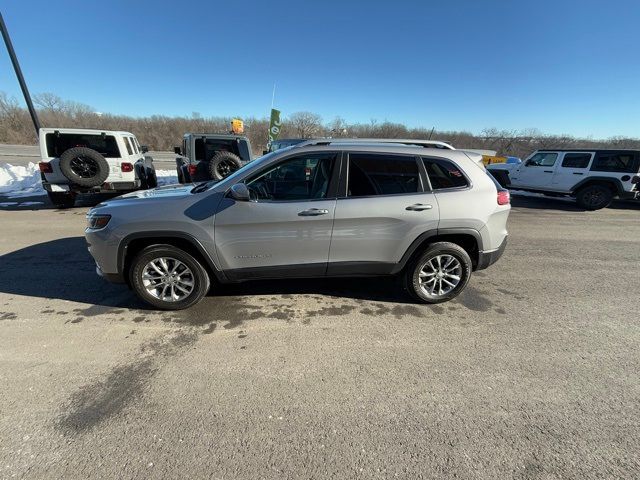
[543,170,553,173]
[406,203,433,211]
[573,172,584,175]
[298,208,329,216]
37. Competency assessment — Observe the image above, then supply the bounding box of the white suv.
[488,149,640,209]
[38,128,157,208]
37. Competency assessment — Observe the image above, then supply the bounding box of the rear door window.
[422,158,469,190]
[45,133,121,158]
[347,153,420,197]
[591,152,639,173]
[130,137,139,154]
[561,153,592,168]
[123,137,133,155]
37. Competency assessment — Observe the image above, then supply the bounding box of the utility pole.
[0,12,40,136]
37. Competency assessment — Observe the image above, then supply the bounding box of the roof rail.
[294,138,455,150]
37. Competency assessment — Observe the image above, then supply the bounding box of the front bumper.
[476,236,508,271]
[95,265,125,284]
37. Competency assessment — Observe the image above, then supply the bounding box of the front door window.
[246,153,337,201]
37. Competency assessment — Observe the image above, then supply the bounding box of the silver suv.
[85,140,511,310]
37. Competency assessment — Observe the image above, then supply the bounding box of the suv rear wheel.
[576,184,613,210]
[130,245,210,310]
[404,242,472,303]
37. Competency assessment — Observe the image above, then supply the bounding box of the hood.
[118,183,195,200]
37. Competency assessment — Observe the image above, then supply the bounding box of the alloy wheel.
[142,257,195,302]
[418,254,462,298]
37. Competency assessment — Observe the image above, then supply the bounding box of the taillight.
[188,165,197,176]
[497,190,510,205]
[38,162,52,173]
[121,162,134,172]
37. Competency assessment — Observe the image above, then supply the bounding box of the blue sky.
[1,0,639,138]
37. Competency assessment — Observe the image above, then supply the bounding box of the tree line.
[0,91,638,159]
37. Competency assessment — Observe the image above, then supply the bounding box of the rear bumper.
[43,181,140,193]
[619,190,639,200]
[476,236,508,271]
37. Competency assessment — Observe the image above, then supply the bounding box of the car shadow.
[509,194,586,211]
[0,237,412,308]
[510,194,640,211]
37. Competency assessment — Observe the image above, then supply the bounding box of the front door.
[551,152,594,191]
[214,152,339,279]
[509,151,559,189]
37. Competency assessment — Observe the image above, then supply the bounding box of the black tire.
[59,147,110,187]
[136,164,149,189]
[47,191,76,209]
[403,242,472,304]
[146,167,157,188]
[208,151,242,180]
[130,245,210,310]
[575,184,613,210]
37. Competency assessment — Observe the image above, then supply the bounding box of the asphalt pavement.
[0,193,639,479]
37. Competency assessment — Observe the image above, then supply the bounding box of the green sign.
[268,108,281,144]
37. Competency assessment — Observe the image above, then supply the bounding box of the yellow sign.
[231,118,244,134]
[482,155,507,166]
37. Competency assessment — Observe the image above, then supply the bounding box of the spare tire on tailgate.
[59,147,110,187]
[208,151,242,180]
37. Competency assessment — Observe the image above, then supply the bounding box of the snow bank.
[0,162,45,197]
[0,162,178,198]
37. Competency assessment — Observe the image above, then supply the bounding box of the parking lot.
[1,193,639,478]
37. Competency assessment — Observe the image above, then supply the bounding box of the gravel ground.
[0,194,639,479]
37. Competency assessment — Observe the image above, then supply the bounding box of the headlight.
[87,214,111,230]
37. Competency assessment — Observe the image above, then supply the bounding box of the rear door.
[551,152,594,191]
[214,151,339,278]
[328,152,439,274]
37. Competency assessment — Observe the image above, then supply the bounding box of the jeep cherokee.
[85,140,510,310]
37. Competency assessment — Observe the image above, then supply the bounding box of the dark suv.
[175,133,253,183]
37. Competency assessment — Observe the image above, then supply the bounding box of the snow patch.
[0,161,178,197]
[0,162,45,197]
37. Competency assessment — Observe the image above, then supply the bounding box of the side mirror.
[229,183,251,202]
[262,150,269,155]
[174,146,181,155]
[140,145,149,153]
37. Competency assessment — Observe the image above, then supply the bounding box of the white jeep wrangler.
[38,128,157,208]
[488,149,640,210]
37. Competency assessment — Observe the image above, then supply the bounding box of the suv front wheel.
[130,245,210,310]
[404,242,472,303]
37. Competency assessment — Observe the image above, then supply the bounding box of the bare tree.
[287,111,322,138]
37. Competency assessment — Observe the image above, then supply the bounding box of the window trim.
[420,155,472,192]
[234,150,342,203]
[339,151,426,200]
